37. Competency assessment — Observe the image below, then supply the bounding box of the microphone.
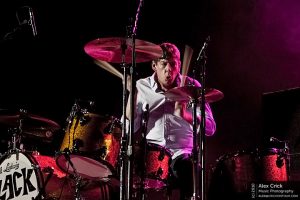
[270,136,283,143]
[28,7,37,37]
[197,36,210,61]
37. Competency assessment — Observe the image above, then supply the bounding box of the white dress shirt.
[132,73,216,159]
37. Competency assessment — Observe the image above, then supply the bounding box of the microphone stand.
[192,36,210,200]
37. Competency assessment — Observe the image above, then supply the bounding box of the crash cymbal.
[165,86,224,103]
[84,37,163,63]
[0,111,60,140]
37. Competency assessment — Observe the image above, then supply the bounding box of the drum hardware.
[105,117,122,134]
[134,103,149,200]
[165,36,216,200]
[83,4,163,196]
[61,148,78,174]
[73,138,84,153]
[59,101,119,180]
[60,148,85,200]
[0,109,61,150]
[7,127,23,153]
[165,87,223,200]
[74,176,85,200]
[270,136,291,179]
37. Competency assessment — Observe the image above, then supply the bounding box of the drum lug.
[156,167,163,177]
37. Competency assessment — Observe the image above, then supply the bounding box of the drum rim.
[55,151,116,179]
[215,147,287,164]
[146,142,173,157]
[216,149,256,163]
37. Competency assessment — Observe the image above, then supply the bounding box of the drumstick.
[94,59,124,80]
[180,45,193,87]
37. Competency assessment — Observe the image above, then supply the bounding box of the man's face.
[153,58,180,91]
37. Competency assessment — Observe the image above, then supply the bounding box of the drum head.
[0,152,43,199]
[56,153,114,180]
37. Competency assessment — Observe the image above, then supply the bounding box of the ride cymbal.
[84,37,163,63]
[165,86,224,103]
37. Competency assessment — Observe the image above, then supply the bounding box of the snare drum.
[32,153,116,200]
[0,151,44,199]
[134,143,172,190]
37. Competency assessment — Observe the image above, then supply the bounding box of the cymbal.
[0,112,61,140]
[84,37,163,63]
[165,86,224,103]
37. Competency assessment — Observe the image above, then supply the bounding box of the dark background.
[0,0,300,182]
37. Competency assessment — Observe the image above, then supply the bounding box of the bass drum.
[57,113,121,180]
[208,150,257,200]
[0,151,44,200]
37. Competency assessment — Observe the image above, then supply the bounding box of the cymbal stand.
[74,175,84,200]
[192,36,210,200]
[120,36,129,200]
[137,103,149,200]
[8,109,27,153]
[125,1,144,199]
[190,96,199,200]
[62,148,84,200]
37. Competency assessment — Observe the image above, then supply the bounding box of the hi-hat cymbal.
[84,37,163,63]
[0,111,61,140]
[165,86,224,103]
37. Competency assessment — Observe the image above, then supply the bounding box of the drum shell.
[257,148,288,182]
[99,132,121,169]
[208,148,289,200]
[33,153,119,199]
[60,113,109,152]
[57,114,121,180]
[134,143,172,190]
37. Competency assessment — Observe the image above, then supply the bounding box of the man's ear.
[152,61,156,71]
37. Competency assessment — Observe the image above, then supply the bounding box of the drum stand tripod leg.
[74,175,84,200]
[62,148,84,200]
[138,139,147,200]
[138,103,149,200]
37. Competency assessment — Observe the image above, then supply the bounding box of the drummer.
[126,42,216,199]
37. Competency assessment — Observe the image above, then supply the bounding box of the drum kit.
[0,36,226,200]
[0,34,291,200]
